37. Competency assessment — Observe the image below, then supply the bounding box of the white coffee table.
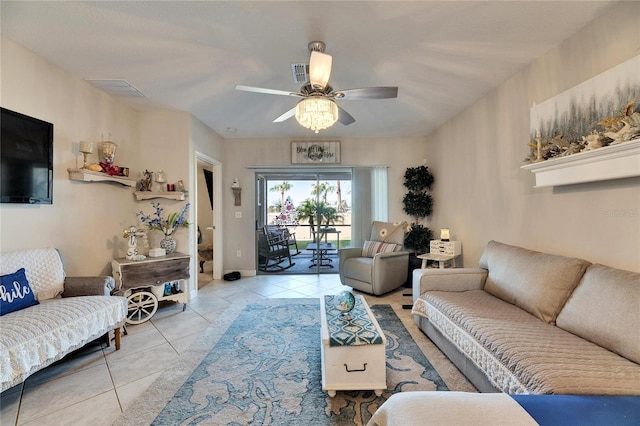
[320,294,387,397]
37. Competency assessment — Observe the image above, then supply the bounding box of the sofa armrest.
[412,268,487,302]
[372,251,409,295]
[62,276,116,297]
[374,250,410,259]
[339,247,363,262]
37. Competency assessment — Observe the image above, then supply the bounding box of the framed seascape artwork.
[522,55,640,187]
[527,55,639,163]
[291,141,340,164]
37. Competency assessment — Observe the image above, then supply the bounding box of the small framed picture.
[291,141,340,164]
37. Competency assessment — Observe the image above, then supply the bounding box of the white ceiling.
[1,1,617,139]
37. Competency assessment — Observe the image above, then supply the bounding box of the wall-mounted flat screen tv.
[1,107,54,204]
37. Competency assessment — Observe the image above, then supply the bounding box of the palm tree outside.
[270,181,292,209]
[311,181,335,204]
[263,177,352,253]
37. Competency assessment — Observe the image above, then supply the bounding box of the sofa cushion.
[479,241,590,324]
[0,295,127,392]
[556,264,640,364]
[362,240,399,257]
[415,290,640,395]
[0,248,65,301]
[0,268,39,316]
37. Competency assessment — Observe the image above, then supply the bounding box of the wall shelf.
[134,191,186,201]
[67,168,136,187]
[521,139,640,188]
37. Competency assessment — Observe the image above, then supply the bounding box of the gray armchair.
[339,221,410,295]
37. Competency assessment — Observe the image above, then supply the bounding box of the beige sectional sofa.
[0,248,127,392]
[411,240,640,395]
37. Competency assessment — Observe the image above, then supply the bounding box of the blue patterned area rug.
[115,298,448,426]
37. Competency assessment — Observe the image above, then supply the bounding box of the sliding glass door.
[255,166,388,275]
[256,170,352,274]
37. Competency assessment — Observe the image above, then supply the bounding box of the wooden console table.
[112,252,190,324]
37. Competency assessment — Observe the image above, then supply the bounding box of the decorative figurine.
[123,225,146,260]
[231,178,241,206]
[138,170,153,192]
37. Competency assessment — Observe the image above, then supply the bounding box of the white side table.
[417,253,459,269]
[422,240,462,268]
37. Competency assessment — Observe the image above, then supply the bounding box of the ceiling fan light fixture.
[295,97,338,133]
[309,50,332,89]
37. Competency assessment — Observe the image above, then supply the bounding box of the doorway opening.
[194,153,222,288]
[256,171,352,274]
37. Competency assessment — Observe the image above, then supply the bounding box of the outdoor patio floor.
[259,248,339,275]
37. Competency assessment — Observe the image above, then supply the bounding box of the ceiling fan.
[235,41,398,132]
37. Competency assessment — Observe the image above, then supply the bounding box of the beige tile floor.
[1,272,473,426]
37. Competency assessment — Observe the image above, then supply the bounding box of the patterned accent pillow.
[362,240,399,257]
[0,268,39,316]
[370,221,408,245]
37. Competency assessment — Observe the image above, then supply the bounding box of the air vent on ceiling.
[85,79,145,97]
[291,63,309,84]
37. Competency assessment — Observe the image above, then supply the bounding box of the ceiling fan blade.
[273,107,296,123]
[235,85,304,97]
[337,105,356,126]
[333,87,398,100]
[309,51,332,90]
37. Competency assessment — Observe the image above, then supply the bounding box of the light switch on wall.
[235,211,242,219]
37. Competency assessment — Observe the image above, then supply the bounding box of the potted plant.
[137,201,190,254]
[402,165,434,254]
[401,165,435,285]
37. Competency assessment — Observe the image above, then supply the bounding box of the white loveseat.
[1,248,127,392]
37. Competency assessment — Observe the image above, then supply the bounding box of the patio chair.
[258,227,295,272]
[265,224,300,256]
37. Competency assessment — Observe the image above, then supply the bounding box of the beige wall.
[1,37,140,276]
[426,1,640,272]
[136,111,191,253]
[189,116,225,279]
[2,1,638,279]
[222,137,427,272]
[0,38,224,295]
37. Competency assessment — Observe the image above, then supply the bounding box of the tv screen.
[1,107,54,204]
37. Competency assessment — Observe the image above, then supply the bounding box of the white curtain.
[351,167,388,247]
[252,166,388,249]
[372,167,388,223]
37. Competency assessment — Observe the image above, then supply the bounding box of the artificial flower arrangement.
[137,201,190,236]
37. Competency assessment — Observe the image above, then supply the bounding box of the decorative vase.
[160,236,177,254]
[99,141,118,165]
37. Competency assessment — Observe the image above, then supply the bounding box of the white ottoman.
[320,294,387,397]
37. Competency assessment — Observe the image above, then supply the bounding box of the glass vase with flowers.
[137,202,190,254]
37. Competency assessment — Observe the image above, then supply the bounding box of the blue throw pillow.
[1,268,39,316]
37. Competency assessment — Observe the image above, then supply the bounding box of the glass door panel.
[256,170,351,274]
